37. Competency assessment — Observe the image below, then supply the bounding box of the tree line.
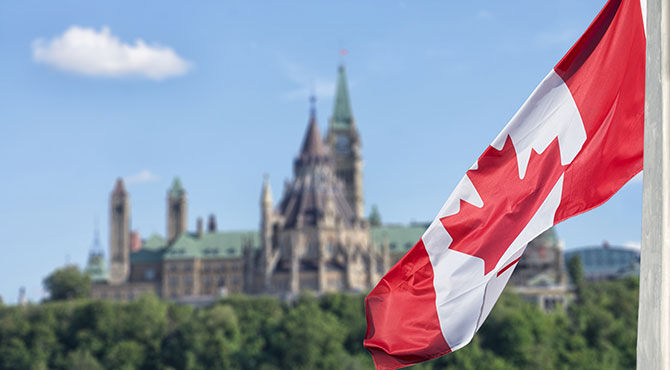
[0,259,638,369]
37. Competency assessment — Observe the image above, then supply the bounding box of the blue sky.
[0,0,641,303]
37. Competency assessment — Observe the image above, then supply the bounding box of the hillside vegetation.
[0,277,638,369]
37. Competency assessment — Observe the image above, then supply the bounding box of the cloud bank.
[32,26,190,80]
[124,169,160,185]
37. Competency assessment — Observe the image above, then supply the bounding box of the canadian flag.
[364,0,646,368]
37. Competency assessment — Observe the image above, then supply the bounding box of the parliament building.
[87,65,567,306]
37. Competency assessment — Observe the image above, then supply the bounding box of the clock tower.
[326,65,364,220]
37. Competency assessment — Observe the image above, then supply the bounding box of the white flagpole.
[637,0,670,368]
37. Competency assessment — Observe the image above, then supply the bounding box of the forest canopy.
[0,276,638,369]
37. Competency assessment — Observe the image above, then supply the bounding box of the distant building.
[512,228,570,310]
[564,243,640,281]
[89,65,394,301]
[87,64,569,306]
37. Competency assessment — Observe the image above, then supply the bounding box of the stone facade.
[88,64,569,307]
[248,106,385,294]
[90,65,388,300]
[108,179,130,285]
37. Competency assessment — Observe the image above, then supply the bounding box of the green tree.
[198,304,241,369]
[270,295,349,369]
[567,254,587,302]
[43,266,91,301]
[65,349,104,370]
[104,340,145,370]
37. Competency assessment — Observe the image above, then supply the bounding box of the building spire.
[331,65,353,129]
[92,220,103,254]
[262,173,273,206]
[299,98,327,158]
[169,177,185,198]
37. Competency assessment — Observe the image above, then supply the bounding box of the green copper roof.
[169,177,185,198]
[131,248,165,263]
[85,252,108,282]
[130,234,168,263]
[371,224,427,253]
[164,231,259,260]
[144,234,167,250]
[331,65,353,130]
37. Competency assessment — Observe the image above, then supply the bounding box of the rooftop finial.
[309,93,317,115]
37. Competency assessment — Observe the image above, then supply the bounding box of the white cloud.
[32,26,191,80]
[279,58,336,101]
[124,169,160,185]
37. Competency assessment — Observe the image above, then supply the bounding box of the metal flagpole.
[637,0,670,368]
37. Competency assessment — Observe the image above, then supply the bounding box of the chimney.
[208,214,217,233]
[196,217,204,238]
[130,231,142,252]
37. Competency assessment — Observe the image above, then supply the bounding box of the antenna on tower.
[309,91,317,116]
[92,218,103,255]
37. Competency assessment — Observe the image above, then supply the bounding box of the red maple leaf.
[440,136,565,275]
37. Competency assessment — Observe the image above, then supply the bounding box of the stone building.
[246,100,385,294]
[89,65,390,301]
[87,64,569,305]
[511,228,571,310]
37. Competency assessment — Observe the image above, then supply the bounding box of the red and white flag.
[364,0,646,368]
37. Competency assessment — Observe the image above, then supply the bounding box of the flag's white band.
[491,70,586,179]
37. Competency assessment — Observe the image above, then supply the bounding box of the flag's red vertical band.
[553,0,645,223]
[364,239,450,370]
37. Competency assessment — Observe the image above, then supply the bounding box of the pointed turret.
[86,226,108,282]
[169,177,185,197]
[300,97,328,158]
[167,177,188,242]
[260,174,275,291]
[261,174,274,207]
[331,65,354,129]
[294,97,333,176]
